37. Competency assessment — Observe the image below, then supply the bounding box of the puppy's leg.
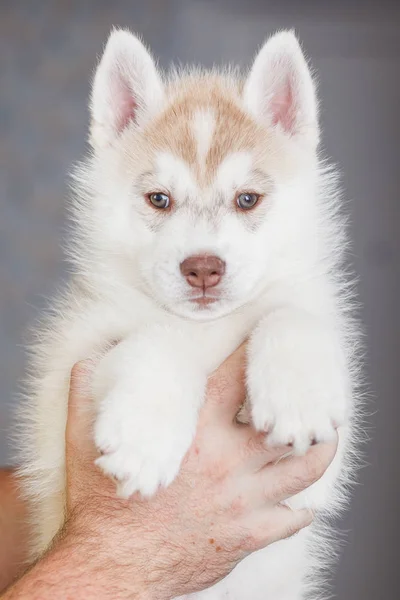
[93,325,207,498]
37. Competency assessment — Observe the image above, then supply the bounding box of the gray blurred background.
[1,0,399,597]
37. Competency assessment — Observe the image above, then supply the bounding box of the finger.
[241,505,313,552]
[205,343,247,421]
[262,505,313,545]
[237,427,294,472]
[66,359,97,460]
[254,439,338,505]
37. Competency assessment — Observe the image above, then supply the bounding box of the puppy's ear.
[244,31,319,148]
[90,29,164,150]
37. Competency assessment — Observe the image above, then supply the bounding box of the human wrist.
[60,508,176,600]
[58,519,152,599]
[65,496,200,600]
[2,525,153,600]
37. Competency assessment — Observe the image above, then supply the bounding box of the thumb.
[206,343,247,421]
[66,359,97,460]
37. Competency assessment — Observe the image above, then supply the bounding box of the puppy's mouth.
[188,290,221,308]
[191,296,218,307]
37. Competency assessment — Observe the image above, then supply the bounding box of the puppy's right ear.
[90,29,164,150]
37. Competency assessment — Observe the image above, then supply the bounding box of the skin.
[0,469,28,591]
[1,346,337,599]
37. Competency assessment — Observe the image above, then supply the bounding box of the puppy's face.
[82,30,319,321]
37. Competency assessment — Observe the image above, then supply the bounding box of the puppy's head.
[81,29,319,321]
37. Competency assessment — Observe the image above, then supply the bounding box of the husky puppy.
[18,29,360,599]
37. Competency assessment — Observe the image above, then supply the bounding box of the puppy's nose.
[180,255,226,289]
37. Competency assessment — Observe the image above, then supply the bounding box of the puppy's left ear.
[244,31,319,148]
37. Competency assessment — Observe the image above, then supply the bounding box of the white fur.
[193,109,216,168]
[94,326,207,498]
[216,151,254,192]
[17,29,362,600]
[155,151,198,201]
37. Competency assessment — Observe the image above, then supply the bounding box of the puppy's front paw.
[249,385,344,455]
[92,328,206,498]
[247,312,349,454]
[94,389,197,498]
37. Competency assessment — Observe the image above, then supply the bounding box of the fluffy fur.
[17,28,362,599]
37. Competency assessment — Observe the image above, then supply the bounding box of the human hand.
[62,344,337,600]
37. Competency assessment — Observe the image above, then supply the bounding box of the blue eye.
[237,193,260,210]
[148,192,170,209]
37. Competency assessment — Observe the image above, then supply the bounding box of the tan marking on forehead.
[144,75,266,186]
[145,100,197,167]
[205,101,262,184]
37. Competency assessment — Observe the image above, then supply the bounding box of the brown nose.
[180,255,226,289]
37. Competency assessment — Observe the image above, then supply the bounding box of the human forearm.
[0,469,28,591]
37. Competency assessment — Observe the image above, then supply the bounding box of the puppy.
[18,29,361,599]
